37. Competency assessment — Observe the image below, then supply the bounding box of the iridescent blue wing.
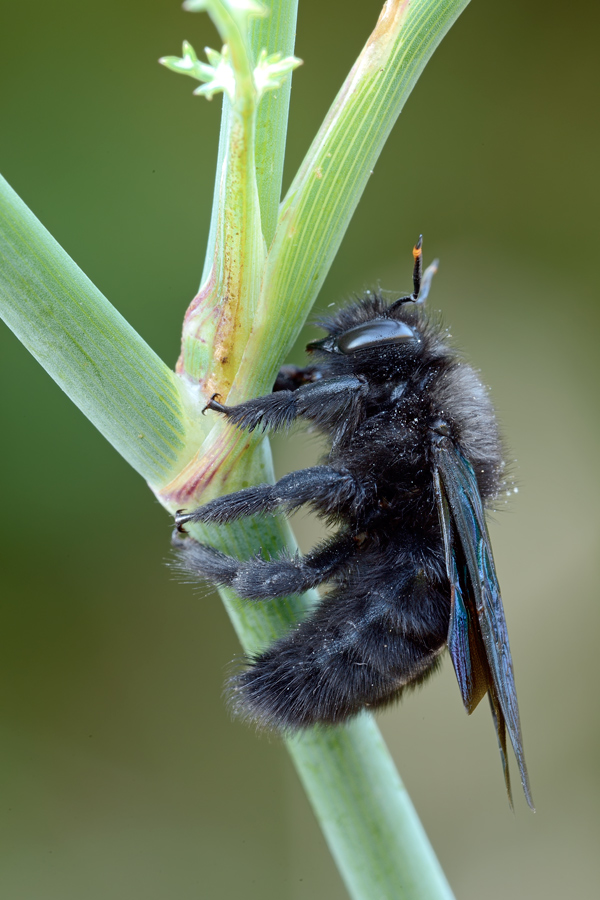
[434,465,513,805]
[434,442,534,810]
[433,468,490,715]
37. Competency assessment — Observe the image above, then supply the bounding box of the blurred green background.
[0,0,598,897]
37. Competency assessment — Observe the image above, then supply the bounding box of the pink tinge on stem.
[157,422,254,508]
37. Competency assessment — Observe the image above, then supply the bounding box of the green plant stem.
[201,0,299,285]
[289,718,454,900]
[249,1,299,247]
[0,174,197,484]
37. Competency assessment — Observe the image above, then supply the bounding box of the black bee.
[175,238,534,809]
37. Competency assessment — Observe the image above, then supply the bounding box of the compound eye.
[337,319,417,354]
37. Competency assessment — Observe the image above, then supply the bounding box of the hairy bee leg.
[230,553,450,729]
[205,374,368,433]
[175,466,369,528]
[173,532,355,599]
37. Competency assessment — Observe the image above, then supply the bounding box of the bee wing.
[433,443,534,810]
[433,467,490,715]
[434,466,514,805]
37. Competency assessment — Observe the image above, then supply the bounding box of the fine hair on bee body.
[174,237,534,809]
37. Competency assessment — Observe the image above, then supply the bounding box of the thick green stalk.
[0,174,197,484]
[290,718,454,900]
[172,6,267,392]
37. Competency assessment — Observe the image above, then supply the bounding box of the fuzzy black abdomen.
[230,538,450,730]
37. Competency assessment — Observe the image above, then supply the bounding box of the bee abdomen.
[228,557,450,729]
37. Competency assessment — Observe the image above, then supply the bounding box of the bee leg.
[203,373,368,433]
[175,465,367,529]
[173,531,355,599]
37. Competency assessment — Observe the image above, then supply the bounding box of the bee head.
[307,238,438,365]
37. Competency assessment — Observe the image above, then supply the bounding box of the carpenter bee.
[175,237,534,809]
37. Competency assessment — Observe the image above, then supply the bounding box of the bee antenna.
[412,235,424,300]
[388,236,438,313]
